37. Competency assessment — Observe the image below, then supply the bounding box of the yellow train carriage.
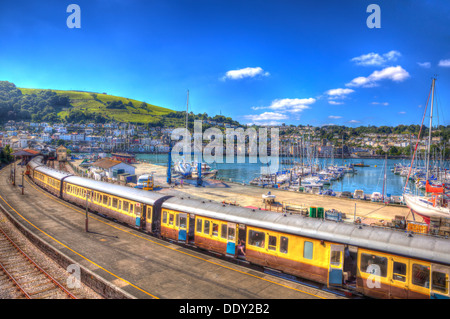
[194,216,237,255]
[245,225,330,284]
[160,208,195,243]
[64,182,145,227]
[356,248,450,299]
[33,170,62,196]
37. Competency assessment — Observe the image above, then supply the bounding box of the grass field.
[19,87,174,123]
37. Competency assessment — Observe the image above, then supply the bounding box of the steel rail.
[0,227,77,299]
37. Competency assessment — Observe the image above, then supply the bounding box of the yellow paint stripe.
[22,174,327,299]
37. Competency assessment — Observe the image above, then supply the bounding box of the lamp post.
[21,171,24,195]
[85,191,90,232]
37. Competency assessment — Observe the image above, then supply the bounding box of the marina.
[97,153,448,199]
[68,154,424,225]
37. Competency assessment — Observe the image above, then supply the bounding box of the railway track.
[0,227,77,299]
[0,208,103,300]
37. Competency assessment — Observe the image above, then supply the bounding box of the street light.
[85,191,90,232]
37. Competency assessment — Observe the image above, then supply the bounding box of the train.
[26,156,450,299]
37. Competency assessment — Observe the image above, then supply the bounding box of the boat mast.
[382,152,387,201]
[426,77,435,182]
[185,89,189,159]
[186,89,189,131]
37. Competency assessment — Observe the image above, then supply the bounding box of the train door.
[389,256,409,299]
[237,224,247,258]
[328,244,344,287]
[188,214,195,244]
[430,264,450,299]
[177,213,188,242]
[226,223,237,256]
[135,203,143,228]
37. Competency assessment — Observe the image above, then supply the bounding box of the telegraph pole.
[85,191,90,232]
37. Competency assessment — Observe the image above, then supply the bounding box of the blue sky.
[0,0,449,127]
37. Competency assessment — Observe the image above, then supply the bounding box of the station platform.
[0,165,344,300]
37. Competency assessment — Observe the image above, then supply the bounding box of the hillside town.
[1,120,448,158]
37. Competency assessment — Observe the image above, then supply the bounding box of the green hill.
[0,81,241,128]
[19,87,174,124]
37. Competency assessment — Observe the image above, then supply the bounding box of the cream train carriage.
[27,156,450,299]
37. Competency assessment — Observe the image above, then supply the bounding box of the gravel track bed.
[0,209,103,299]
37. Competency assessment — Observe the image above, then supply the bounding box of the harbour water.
[133,154,449,196]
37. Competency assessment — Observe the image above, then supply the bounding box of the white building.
[90,158,135,179]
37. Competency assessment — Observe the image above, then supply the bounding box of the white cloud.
[351,50,401,66]
[328,115,342,119]
[222,67,270,80]
[417,62,431,68]
[398,111,406,114]
[325,88,354,104]
[348,120,360,123]
[325,88,355,97]
[252,98,316,113]
[438,59,450,67]
[243,112,290,125]
[346,65,410,88]
[372,102,389,106]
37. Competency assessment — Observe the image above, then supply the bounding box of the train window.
[268,236,277,251]
[179,215,187,228]
[248,230,265,248]
[432,271,448,294]
[392,262,407,282]
[280,237,288,254]
[163,211,168,224]
[227,227,235,241]
[103,195,108,205]
[221,224,227,239]
[303,241,313,259]
[123,201,129,212]
[360,254,388,277]
[169,214,174,225]
[112,198,118,208]
[196,218,202,233]
[212,223,219,237]
[330,251,341,265]
[204,220,210,235]
[147,207,152,221]
[412,264,430,288]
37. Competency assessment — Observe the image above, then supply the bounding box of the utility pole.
[21,171,25,195]
[85,191,90,232]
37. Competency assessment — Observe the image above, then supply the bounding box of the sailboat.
[403,77,449,223]
[173,90,216,180]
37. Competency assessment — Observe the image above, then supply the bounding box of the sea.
[133,154,449,196]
